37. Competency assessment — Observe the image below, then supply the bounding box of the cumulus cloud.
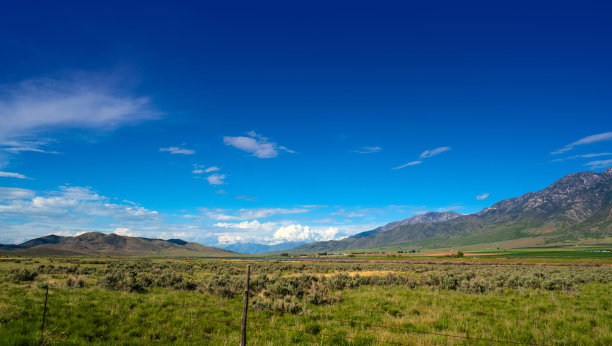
[476,192,490,200]
[552,132,612,155]
[206,174,226,185]
[419,146,452,159]
[0,171,30,179]
[272,224,340,243]
[212,220,348,245]
[354,146,382,154]
[204,166,220,173]
[159,146,195,155]
[200,207,310,221]
[223,131,295,158]
[0,75,158,157]
[584,159,612,170]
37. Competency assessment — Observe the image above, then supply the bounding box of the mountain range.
[3,168,611,256]
[0,232,235,256]
[289,168,612,253]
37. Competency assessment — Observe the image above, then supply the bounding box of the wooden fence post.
[240,264,250,346]
[41,283,49,333]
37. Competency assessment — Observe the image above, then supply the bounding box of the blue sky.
[0,1,611,246]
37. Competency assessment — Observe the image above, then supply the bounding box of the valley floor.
[1,255,611,345]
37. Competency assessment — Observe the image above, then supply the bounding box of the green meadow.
[1,256,611,345]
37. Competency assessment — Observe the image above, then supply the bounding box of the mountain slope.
[291,168,612,253]
[350,211,461,239]
[0,232,236,256]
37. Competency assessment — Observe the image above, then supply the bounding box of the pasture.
[1,256,611,345]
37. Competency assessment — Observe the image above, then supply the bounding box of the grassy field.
[1,256,611,345]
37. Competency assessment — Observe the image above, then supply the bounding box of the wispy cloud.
[419,146,452,159]
[223,131,295,159]
[192,164,205,174]
[206,174,226,185]
[0,74,158,158]
[584,159,612,170]
[394,146,451,170]
[331,209,366,217]
[0,171,30,179]
[192,164,220,175]
[200,207,310,221]
[159,146,195,155]
[476,192,490,200]
[550,152,612,163]
[235,195,257,201]
[393,161,422,170]
[0,187,35,200]
[354,146,382,154]
[552,132,612,155]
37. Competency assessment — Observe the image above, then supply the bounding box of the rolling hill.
[290,168,612,253]
[0,232,236,256]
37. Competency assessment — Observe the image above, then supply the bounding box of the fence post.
[41,283,49,333]
[240,264,250,346]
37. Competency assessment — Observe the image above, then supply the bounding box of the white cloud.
[272,225,341,243]
[206,174,226,185]
[200,207,310,221]
[192,165,220,174]
[331,209,366,217]
[217,234,245,244]
[552,132,612,155]
[0,171,29,179]
[394,146,451,170]
[354,146,382,154]
[113,228,134,236]
[393,161,422,169]
[419,146,452,159]
[192,164,205,174]
[214,220,277,232]
[159,146,195,155]
[0,75,158,156]
[476,192,490,200]
[235,195,257,201]
[0,187,35,200]
[212,220,349,245]
[223,131,295,158]
[584,159,612,170]
[0,185,159,220]
[550,152,612,163]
